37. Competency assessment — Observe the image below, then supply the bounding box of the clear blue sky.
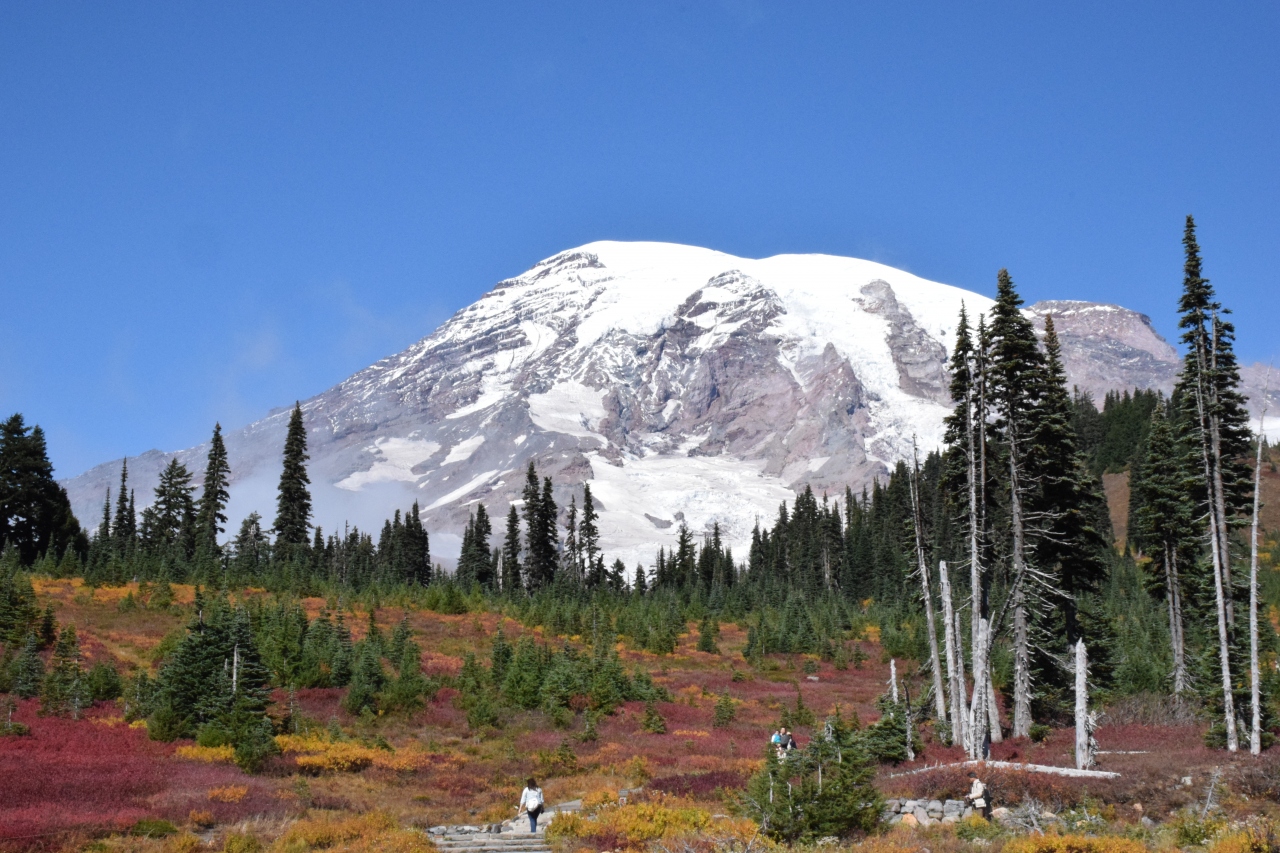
[2,2,1277,479]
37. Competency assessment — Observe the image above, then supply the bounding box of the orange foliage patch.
[207,785,249,803]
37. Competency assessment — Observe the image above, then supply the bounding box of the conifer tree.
[113,460,135,555]
[501,505,522,592]
[1031,317,1109,645]
[196,424,231,554]
[458,504,493,588]
[41,625,88,718]
[581,484,601,584]
[343,641,386,715]
[712,692,736,727]
[521,465,558,590]
[1174,215,1250,751]
[0,414,85,565]
[1130,400,1193,695]
[562,494,580,581]
[404,502,431,585]
[696,614,720,654]
[147,459,196,560]
[274,403,312,549]
[10,633,45,698]
[944,304,988,755]
[986,269,1045,738]
[490,625,513,684]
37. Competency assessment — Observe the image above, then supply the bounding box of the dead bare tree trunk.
[910,444,948,726]
[939,561,966,747]
[1195,343,1238,752]
[1172,540,1187,696]
[969,617,991,758]
[1008,436,1033,739]
[1075,639,1093,770]
[1209,317,1235,627]
[1249,368,1271,755]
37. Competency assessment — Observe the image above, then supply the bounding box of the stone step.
[434,838,550,847]
[435,840,550,846]
[435,840,550,845]
[435,835,550,845]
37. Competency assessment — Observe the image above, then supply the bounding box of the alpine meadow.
[5,215,1280,853]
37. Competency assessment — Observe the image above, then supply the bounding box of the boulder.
[899,813,919,827]
[992,807,1012,823]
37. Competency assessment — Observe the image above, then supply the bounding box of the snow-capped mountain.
[60,242,1278,568]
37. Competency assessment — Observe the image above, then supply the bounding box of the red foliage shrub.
[0,700,291,849]
[649,770,747,799]
[0,701,167,846]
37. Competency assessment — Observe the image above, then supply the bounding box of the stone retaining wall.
[882,798,974,826]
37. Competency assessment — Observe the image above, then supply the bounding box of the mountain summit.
[62,242,1261,566]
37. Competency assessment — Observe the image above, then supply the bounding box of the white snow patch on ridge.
[336,437,439,492]
[528,382,608,441]
[443,435,485,465]
[426,470,502,510]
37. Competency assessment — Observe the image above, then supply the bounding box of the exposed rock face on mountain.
[1025,301,1180,402]
[60,242,1277,567]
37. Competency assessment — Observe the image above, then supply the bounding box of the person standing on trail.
[965,772,990,820]
[517,778,544,833]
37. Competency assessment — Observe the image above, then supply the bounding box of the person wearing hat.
[966,771,990,819]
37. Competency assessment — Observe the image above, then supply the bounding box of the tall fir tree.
[0,414,85,565]
[274,403,312,549]
[1031,316,1110,645]
[501,505,522,593]
[1173,214,1252,751]
[581,483,601,586]
[986,268,1045,738]
[196,424,232,554]
[145,459,197,560]
[113,460,135,555]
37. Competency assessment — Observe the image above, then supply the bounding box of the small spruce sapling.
[713,692,737,728]
[641,700,667,734]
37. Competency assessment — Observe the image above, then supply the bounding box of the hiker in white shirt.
[966,772,990,819]
[517,778,544,833]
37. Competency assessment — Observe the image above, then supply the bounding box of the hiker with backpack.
[966,772,990,820]
[517,777,544,832]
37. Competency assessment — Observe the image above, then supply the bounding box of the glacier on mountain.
[63,241,1273,570]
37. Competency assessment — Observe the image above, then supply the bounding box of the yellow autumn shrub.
[276,734,431,773]
[175,745,236,764]
[164,833,206,853]
[546,799,755,849]
[1210,827,1276,853]
[1003,834,1149,853]
[269,812,434,853]
[582,789,619,812]
[208,785,249,803]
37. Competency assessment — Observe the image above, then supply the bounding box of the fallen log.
[887,759,1120,780]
